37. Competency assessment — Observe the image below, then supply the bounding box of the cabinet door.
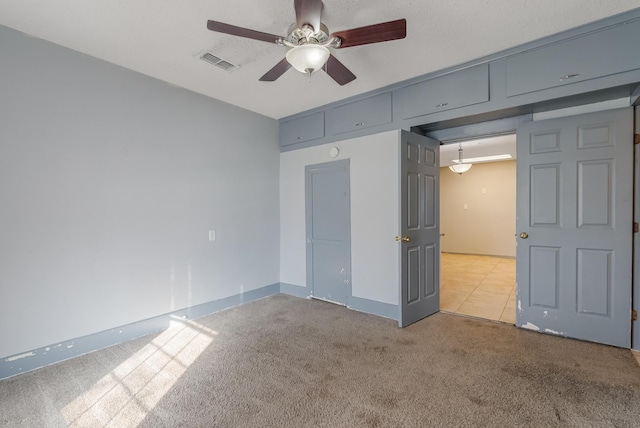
[506,19,640,97]
[280,111,325,146]
[329,92,392,135]
[399,64,489,120]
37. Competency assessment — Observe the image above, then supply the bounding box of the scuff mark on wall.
[5,352,36,362]
[517,300,522,313]
[544,328,564,335]
[543,310,548,318]
[521,322,540,331]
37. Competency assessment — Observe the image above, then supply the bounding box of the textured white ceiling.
[2,1,640,119]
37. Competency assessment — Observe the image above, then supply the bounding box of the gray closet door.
[399,130,440,327]
[516,108,633,348]
[306,160,351,305]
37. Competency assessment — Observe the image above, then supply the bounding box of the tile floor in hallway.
[440,253,516,324]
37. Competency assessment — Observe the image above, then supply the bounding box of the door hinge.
[635,222,639,233]
[633,310,638,321]
[635,134,640,145]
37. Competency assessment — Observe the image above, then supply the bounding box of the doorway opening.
[438,134,517,324]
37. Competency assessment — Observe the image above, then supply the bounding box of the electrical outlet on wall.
[209,230,216,241]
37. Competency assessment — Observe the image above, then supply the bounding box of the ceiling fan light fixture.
[286,44,330,75]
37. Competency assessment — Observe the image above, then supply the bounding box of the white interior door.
[516,108,633,348]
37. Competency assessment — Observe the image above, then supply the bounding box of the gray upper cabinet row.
[279,16,640,149]
[280,92,394,146]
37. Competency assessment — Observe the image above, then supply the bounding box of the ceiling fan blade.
[259,58,292,82]
[322,54,356,86]
[332,19,406,48]
[294,0,323,32]
[207,20,282,44]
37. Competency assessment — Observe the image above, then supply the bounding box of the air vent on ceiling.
[199,52,239,72]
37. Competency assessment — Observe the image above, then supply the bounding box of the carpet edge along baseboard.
[0,283,280,381]
[279,282,398,321]
[2,282,400,380]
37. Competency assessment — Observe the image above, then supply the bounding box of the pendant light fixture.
[449,143,472,175]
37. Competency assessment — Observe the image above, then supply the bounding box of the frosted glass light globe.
[286,45,331,75]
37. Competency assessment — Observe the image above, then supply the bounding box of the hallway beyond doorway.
[440,253,515,324]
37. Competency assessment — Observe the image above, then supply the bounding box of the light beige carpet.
[1,294,640,427]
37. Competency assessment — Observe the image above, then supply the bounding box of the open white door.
[399,130,440,327]
[516,108,633,347]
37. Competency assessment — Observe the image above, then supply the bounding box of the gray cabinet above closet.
[279,11,640,151]
[399,64,489,120]
[328,92,392,135]
[280,111,325,146]
[506,19,640,97]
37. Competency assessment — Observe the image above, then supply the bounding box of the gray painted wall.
[0,25,280,359]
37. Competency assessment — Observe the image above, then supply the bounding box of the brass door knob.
[395,236,411,242]
[520,232,529,239]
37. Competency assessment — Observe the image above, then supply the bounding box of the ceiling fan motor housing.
[288,23,328,44]
[282,23,341,49]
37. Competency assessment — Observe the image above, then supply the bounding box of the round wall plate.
[329,147,339,158]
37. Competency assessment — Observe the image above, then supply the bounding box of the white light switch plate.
[209,230,216,241]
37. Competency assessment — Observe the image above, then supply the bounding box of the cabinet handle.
[355,122,365,127]
[560,73,580,81]
[296,135,303,140]
[436,102,448,108]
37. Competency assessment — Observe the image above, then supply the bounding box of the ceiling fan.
[206,0,406,85]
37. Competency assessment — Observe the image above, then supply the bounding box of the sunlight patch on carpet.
[61,318,217,427]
